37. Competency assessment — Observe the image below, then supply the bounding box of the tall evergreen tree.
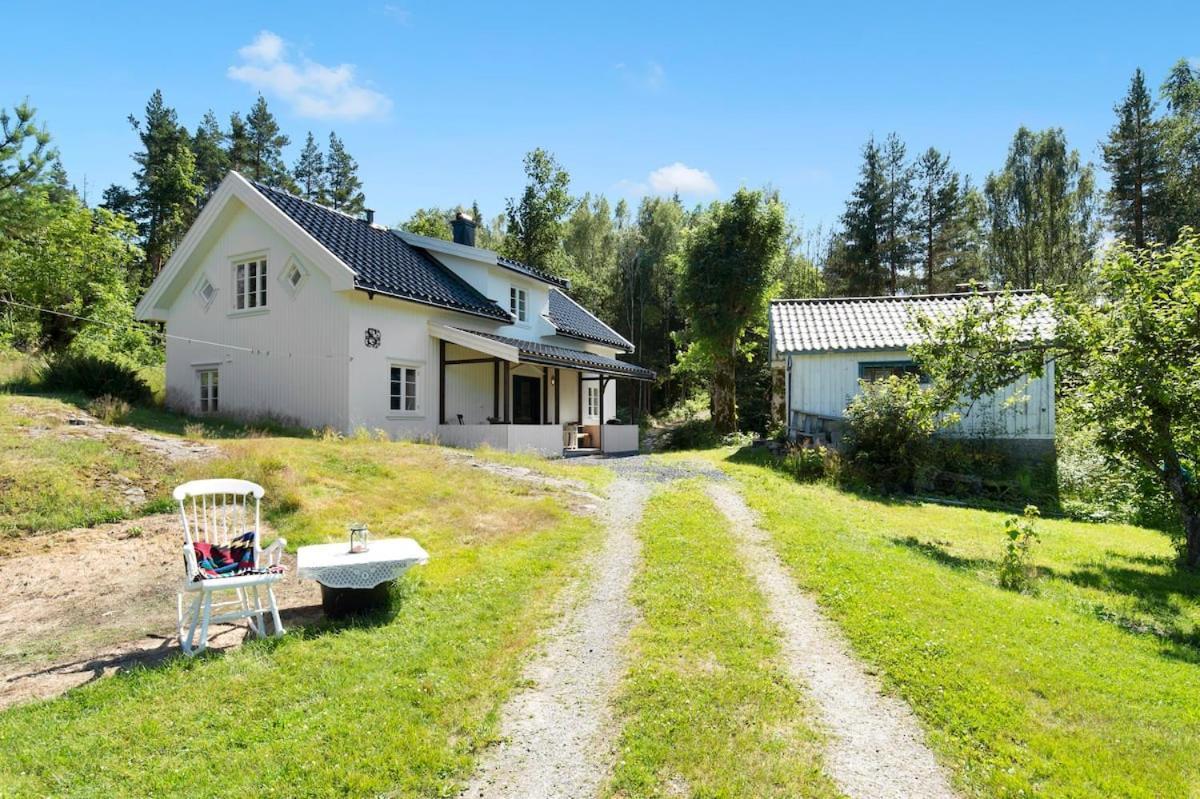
[127,90,202,284]
[325,132,365,214]
[983,127,1098,290]
[1160,59,1200,242]
[913,147,962,292]
[830,136,888,295]
[502,148,573,272]
[879,132,915,294]
[0,100,53,196]
[244,96,291,187]
[292,132,326,202]
[191,110,229,198]
[1102,69,1167,248]
[226,111,252,174]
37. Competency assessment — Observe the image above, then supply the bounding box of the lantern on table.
[349,523,370,554]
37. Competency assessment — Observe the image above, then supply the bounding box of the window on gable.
[509,287,528,323]
[586,385,600,417]
[234,258,267,310]
[198,369,219,413]
[195,276,216,309]
[285,262,303,289]
[389,365,420,413]
[858,361,928,384]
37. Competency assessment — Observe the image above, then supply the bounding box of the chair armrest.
[181,542,199,581]
[259,537,287,568]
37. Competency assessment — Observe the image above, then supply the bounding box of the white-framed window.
[389,363,422,415]
[509,286,527,323]
[279,257,307,297]
[195,275,216,310]
[197,369,219,413]
[586,385,600,418]
[233,257,267,310]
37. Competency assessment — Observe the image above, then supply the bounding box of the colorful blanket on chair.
[193,532,283,580]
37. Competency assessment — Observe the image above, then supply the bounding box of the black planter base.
[320,582,393,618]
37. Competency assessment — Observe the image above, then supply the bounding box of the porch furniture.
[174,479,287,656]
[297,538,429,618]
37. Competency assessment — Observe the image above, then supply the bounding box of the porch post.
[438,339,446,425]
[492,359,499,420]
[554,368,560,425]
[598,376,608,452]
[503,361,510,423]
[542,366,549,424]
[577,371,583,423]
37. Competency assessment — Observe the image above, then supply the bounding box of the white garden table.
[297,538,429,617]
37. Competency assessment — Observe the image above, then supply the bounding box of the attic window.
[510,287,528,323]
[280,258,307,296]
[195,276,216,309]
[234,258,267,310]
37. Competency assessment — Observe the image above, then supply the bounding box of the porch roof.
[445,327,656,381]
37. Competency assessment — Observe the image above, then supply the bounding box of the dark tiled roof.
[770,291,1054,354]
[457,329,656,381]
[251,180,509,321]
[496,255,569,288]
[546,290,634,351]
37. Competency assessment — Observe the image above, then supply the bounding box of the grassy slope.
[606,481,841,799]
[0,432,606,797]
[712,450,1200,798]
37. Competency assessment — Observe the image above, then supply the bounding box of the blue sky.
[4,1,1198,235]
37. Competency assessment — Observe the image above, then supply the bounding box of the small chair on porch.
[174,479,287,656]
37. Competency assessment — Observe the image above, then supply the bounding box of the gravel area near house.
[707,481,959,799]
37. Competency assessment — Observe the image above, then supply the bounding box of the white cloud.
[228,30,392,121]
[382,4,411,24]
[647,162,718,196]
[615,61,665,91]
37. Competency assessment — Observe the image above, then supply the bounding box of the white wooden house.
[769,292,1055,459]
[135,171,653,456]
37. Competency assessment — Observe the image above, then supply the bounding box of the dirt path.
[458,474,646,799]
[707,481,958,799]
[0,514,320,710]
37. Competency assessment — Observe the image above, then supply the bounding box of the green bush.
[663,417,720,450]
[86,395,132,424]
[998,505,1042,592]
[843,374,938,492]
[39,353,153,405]
[782,445,833,482]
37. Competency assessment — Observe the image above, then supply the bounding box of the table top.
[297,538,429,588]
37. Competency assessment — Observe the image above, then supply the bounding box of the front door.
[512,375,541,424]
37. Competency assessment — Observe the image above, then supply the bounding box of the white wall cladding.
[163,203,349,429]
[787,349,1054,439]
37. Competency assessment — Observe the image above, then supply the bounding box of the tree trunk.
[711,345,738,435]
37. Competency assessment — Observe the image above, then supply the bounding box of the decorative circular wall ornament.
[364,328,382,348]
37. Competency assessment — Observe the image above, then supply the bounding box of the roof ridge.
[771,289,1036,305]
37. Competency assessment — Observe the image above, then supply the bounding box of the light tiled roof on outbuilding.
[770,291,1054,355]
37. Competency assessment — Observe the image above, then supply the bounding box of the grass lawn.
[711,448,1200,798]
[0,427,607,797]
[606,480,840,799]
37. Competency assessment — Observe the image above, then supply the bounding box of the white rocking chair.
[175,478,287,656]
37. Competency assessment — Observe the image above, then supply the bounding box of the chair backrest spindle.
[173,479,267,580]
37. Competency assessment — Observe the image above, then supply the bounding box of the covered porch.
[430,324,654,457]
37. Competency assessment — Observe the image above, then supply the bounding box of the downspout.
[785,354,793,441]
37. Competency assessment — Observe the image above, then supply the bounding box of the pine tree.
[0,100,54,194]
[128,90,202,284]
[879,132,914,294]
[831,136,888,296]
[245,96,291,187]
[226,112,252,174]
[913,147,962,293]
[1102,69,1167,248]
[325,132,365,214]
[191,110,229,198]
[1160,59,1200,242]
[292,132,326,202]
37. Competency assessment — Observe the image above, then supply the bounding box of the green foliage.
[679,188,786,433]
[325,131,364,213]
[502,147,573,273]
[86,394,132,424]
[401,206,452,239]
[1102,69,1168,248]
[0,100,54,197]
[983,126,1099,290]
[291,131,326,202]
[782,445,835,482]
[998,505,1042,591]
[843,373,939,492]
[191,110,229,198]
[1159,59,1200,242]
[244,95,292,188]
[39,354,152,405]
